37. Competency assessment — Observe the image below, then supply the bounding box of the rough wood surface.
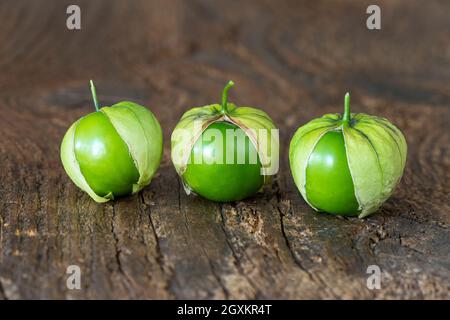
[0,0,449,299]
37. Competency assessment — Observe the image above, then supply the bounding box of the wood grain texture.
[0,0,449,299]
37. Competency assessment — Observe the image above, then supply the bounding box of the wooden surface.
[0,0,449,299]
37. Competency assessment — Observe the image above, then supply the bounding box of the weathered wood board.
[0,0,448,299]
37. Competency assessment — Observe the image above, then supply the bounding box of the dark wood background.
[0,0,448,299]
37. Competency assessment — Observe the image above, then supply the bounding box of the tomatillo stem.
[342,92,351,125]
[221,80,235,115]
[90,80,100,112]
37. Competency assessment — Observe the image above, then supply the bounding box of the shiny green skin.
[183,121,264,202]
[305,130,359,216]
[74,112,139,197]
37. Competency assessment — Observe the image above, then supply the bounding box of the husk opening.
[171,103,278,191]
[60,120,112,203]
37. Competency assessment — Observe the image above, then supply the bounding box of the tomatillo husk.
[171,81,279,202]
[60,81,163,203]
[289,93,407,218]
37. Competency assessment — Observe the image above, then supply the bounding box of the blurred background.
[1,0,449,133]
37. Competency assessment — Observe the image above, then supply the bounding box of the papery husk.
[60,102,163,203]
[102,102,163,193]
[171,103,279,193]
[289,113,407,218]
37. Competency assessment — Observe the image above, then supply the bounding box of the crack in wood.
[110,204,134,296]
[0,278,8,300]
[203,247,230,299]
[275,203,315,282]
[219,204,261,297]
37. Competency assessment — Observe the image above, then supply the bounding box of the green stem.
[342,92,351,125]
[90,80,100,112]
[221,80,234,114]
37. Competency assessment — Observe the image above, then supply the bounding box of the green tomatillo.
[289,93,407,218]
[171,81,279,202]
[60,81,163,203]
